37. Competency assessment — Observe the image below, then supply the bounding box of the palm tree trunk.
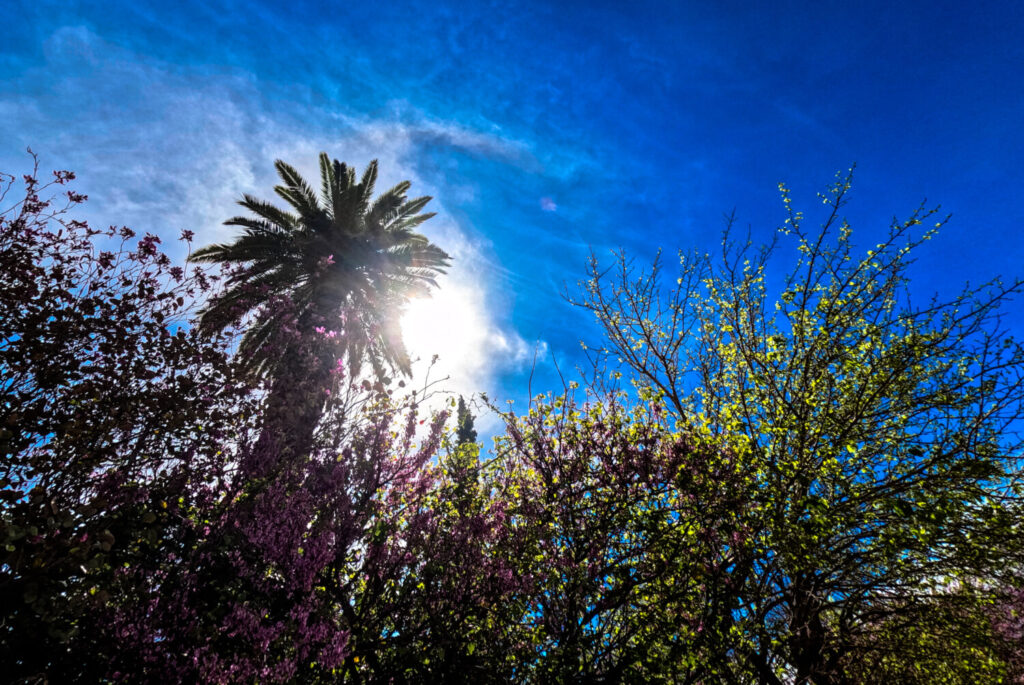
[247,344,332,477]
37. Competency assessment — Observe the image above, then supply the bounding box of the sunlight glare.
[400,281,492,391]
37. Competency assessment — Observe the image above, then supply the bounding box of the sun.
[399,281,491,389]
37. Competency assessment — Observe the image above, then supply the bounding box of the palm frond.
[357,160,379,214]
[273,186,319,223]
[189,242,235,263]
[196,267,294,334]
[273,160,322,220]
[191,232,297,268]
[318,152,335,211]
[386,242,451,270]
[379,312,412,376]
[368,186,412,228]
[389,211,437,233]
[236,195,299,230]
[393,195,433,222]
[223,216,291,237]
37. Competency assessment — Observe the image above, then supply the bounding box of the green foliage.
[485,393,753,682]
[456,395,478,445]
[836,591,1010,684]
[571,169,1024,682]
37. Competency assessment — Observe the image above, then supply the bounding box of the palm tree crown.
[191,153,450,380]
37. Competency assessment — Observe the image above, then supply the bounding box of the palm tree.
[190,153,450,461]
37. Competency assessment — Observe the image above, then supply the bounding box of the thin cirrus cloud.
[0,24,542,400]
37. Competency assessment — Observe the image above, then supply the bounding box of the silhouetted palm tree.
[191,153,449,460]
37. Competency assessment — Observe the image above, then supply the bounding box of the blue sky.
[3,0,1023,425]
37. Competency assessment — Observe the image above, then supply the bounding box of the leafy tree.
[0,157,253,682]
[569,170,1024,683]
[483,392,752,682]
[189,154,450,459]
[111,394,451,682]
[456,395,478,445]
